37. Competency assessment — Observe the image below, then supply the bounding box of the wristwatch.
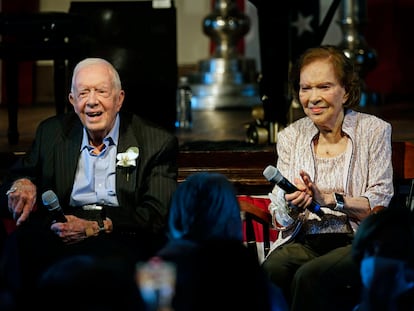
[97,216,106,232]
[334,193,345,211]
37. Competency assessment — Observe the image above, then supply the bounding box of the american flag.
[248,0,340,125]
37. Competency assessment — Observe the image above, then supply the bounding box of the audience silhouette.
[352,206,414,311]
[32,254,145,311]
[154,172,288,311]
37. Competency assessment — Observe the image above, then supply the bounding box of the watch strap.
[97,216,105,232]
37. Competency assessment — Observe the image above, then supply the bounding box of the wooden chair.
[238,197,276,263]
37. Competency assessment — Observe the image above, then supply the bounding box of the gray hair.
[70,58,122,93]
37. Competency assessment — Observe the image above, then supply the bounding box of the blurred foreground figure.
[352,207,414,311]
[155,172,288,311]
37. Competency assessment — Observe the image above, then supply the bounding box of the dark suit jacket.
[3,111,179,235]
[0,112,178,295]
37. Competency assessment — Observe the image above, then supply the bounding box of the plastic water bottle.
[175,76,192,130]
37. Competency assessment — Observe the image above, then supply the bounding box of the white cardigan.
[267,109,394,254]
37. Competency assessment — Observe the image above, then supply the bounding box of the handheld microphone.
[263,165,324,217]
[42,190,67,223]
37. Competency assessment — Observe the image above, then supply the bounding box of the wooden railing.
[178,141,414,202]
[178,144,277,195]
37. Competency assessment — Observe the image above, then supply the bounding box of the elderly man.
[0,58,178,301]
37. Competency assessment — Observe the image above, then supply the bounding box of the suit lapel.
[55,120,83,198]
[53,113,141,204]
[116,116,141,203]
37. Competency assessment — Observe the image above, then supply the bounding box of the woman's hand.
[299,170,336,208]
[284,170,314,210]
[50,215,113,244]
[7,178,37,226]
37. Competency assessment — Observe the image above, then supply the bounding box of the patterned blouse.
[267,109,394,252]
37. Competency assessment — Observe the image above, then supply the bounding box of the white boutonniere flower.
[116,147,139,181]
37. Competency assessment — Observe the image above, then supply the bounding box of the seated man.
[0,58,178,303]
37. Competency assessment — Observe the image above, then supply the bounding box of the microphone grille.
[263,165,283,183]
[42,190,59,210]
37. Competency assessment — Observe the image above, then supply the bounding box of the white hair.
[70,58,122,93]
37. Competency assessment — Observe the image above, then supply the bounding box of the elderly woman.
[262,45,394,311]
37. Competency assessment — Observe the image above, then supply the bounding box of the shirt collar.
[80,114,120,151]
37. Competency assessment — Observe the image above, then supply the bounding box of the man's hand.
[7,178,37,226]
[50,215,113,244]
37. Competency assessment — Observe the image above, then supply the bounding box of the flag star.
[291,12,314,37]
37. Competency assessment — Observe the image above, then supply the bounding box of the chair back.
[238,196,277,263]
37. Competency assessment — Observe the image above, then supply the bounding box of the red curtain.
[364,0,414,99]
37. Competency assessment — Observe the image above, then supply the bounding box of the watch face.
[334,193,345,211]
[335,193,345,204]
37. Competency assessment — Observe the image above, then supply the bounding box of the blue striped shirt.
[70,114,120,207]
